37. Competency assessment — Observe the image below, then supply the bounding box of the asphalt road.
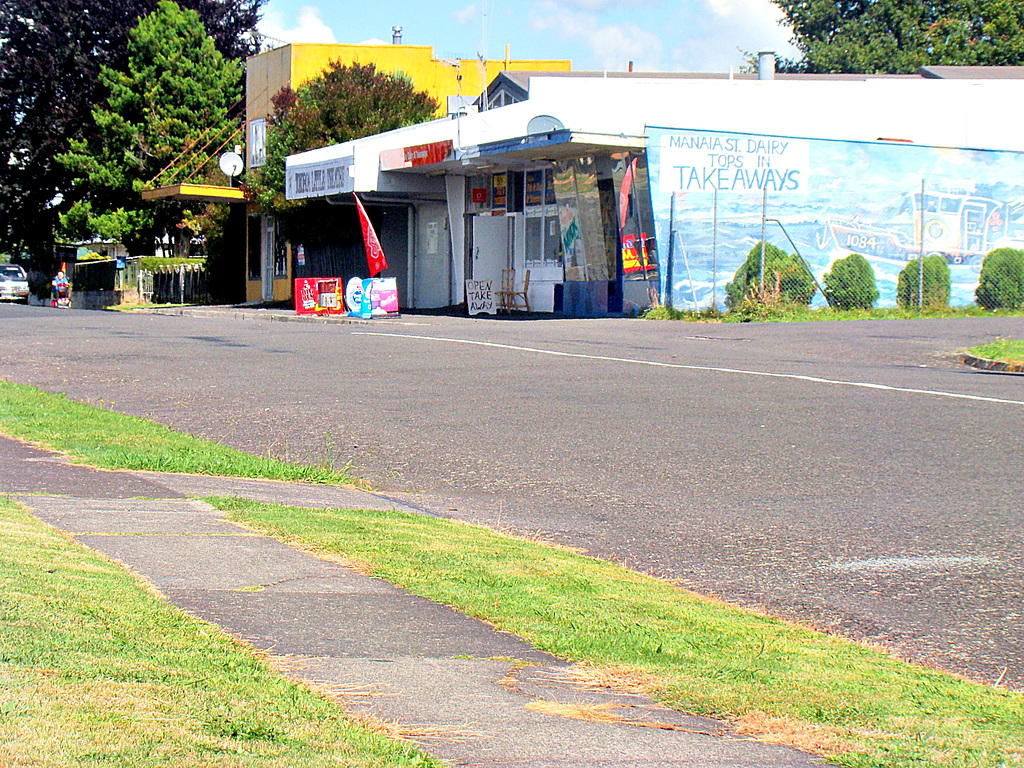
[1,304,1022,690]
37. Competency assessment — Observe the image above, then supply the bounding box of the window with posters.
[612,152,658,282]
[491,172,508,211]
[524,169,563,269]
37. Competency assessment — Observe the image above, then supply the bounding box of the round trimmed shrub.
[725,241,815,308]
[897,254,950,309]
[823,252,878,310]
[975,247,1024,310]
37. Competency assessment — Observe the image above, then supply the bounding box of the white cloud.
[528,0,794,72]
[454,4,478,25]
[531,2,664,70]
[668,0,796,71]
[544,0,653,9]
[258,4,338,44]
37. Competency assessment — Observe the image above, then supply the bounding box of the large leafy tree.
[59,1,243,256]
[247,61,438,240]
[771,0,1024,73]
[0,0,261,269]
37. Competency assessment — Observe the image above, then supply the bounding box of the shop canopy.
[141,184,245,203]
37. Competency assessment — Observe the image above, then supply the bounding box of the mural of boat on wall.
[827,190,1024,267]
[645,126,1024,308]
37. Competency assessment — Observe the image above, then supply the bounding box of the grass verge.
[0,497,436,767]
[643,304,1024,323]
[967,338,1024,365]
[1,382,1021,767]
[214,497,1024,768]
[0,380,352,483]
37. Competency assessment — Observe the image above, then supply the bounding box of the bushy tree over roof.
[0,0,261,269]
[247,61,439,222]
[771,0,1024,73]
[58,1,243,255]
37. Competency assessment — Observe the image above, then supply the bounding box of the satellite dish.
[219,151,244,178]
[527,115,565,135]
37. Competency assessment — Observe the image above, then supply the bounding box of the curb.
[962,353,1024,374]
[130,305,389,326]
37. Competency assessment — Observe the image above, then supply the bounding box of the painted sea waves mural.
[645,126,1024,309]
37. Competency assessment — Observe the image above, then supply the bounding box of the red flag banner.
[354,192,388,277]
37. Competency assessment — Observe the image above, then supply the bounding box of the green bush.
[897,254,950,309]
[725,241,815,309]
[823,252,878,310]
[975,248,1024,310]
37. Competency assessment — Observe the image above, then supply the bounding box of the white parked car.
[0,264,30,303]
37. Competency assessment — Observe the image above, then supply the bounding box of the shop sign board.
[286,156,354,200]
[491,173,508,210]
[294,278,344,315]
[379,140,454,171]
[465,279,496,315]
[345,277,400,318]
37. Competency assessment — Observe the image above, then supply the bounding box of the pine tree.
[58,1,243,255]
[0,0,260,268]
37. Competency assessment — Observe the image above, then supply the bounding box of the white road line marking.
[353,331,1024,406]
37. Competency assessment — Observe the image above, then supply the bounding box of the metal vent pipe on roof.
[392,26,402,44]
[758,51,776,80]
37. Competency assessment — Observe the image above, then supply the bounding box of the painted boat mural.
[645,127,1024,308]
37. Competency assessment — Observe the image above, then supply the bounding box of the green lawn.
[215,498,1024,768]
[1,379,1021,768]
[0,380,353,483]
[644,304,1024,323]
[967,338,1024,365]
[0,498,437,767]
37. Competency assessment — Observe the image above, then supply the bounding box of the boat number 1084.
[845,234,878,250]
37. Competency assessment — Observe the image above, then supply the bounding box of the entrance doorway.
[473,215,511,286]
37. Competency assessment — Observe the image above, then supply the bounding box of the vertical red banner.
[354,193,388,277]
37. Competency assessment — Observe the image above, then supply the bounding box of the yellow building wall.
[248,42,571,120]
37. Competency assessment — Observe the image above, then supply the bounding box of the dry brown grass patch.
[342,710,488,744]
[526,700,626,723]
[557,663,666,696]
[733,710,863,756]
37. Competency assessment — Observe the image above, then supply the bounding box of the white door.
[414,205,451,308]
[473,215,510,287]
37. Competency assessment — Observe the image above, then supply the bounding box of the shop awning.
[382,129,647,175]
[141,184,246,203]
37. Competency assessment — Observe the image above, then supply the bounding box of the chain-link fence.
[658,184,1024,314]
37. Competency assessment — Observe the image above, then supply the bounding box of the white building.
[285,67,1024,314]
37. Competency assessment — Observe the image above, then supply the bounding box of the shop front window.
[614,153,659,281]
[552,158,617,282]
[524,169,563,270]
[274,236,288,278]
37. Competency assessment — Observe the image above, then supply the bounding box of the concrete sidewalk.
[2,436,821,767]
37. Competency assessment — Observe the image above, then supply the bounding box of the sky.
[257,0,800,74]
